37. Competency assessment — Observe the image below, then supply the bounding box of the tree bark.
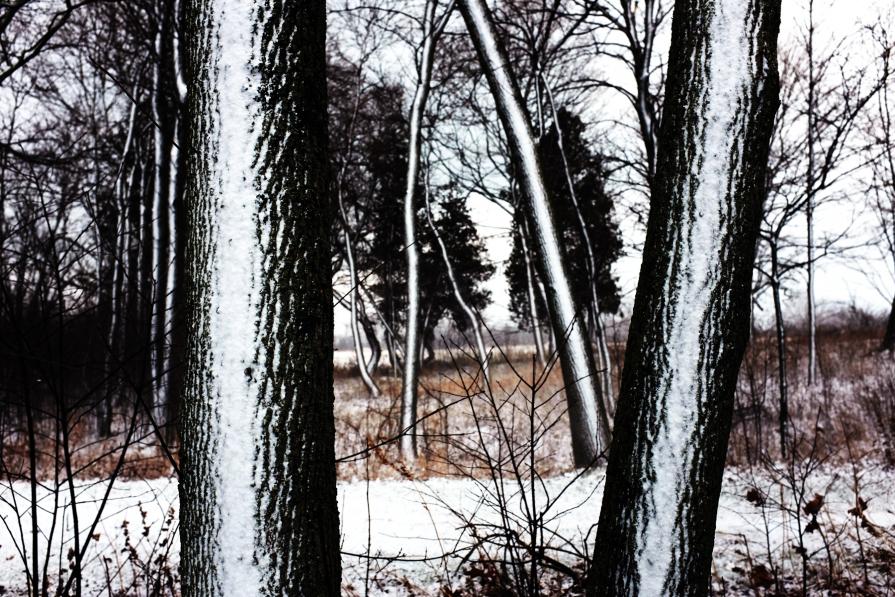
[180,0,340,594]
[805,0,818,385]
[458,0,611,466]
[588,0,781,594]
[400,0,439,462]
[770,240,789,456]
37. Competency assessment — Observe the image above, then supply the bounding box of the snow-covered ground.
[1,466,893,595]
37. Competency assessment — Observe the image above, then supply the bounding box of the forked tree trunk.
[458,0,611,466]
[588,0,781,594]
[400,0,439,462]
[180,1,340,594]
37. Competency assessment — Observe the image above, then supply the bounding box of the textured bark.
[180,0,340,595]
[588,0,781,594]
[458,0,610,466]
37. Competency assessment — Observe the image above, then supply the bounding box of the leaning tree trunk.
[179,1,340,595]
[588,0,781,594]
[424,185,490,383]
[400,0,439,462]
[458,0,611,466]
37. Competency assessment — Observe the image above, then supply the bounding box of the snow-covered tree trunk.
[458,0,611,466]
[588,0,781,594]
[179,0,340,594]
[400,0,439,462]
[342,219,381,396]
[543,79,615,416]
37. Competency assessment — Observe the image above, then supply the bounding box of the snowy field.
[1,466,893,595]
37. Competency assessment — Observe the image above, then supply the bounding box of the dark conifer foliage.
[506,109,622,329]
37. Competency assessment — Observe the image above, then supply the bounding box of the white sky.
[335,0,894,339]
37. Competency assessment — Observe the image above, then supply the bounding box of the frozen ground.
[1,465,893,595]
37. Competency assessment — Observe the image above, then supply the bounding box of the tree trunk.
[150,0,177,430]
[400,0,439,463]
[519,218,547,367]
[588,0,781,594]
[882,294,895,351]
[542,79,615,418]
[805,0,818,386]
[424,185,490,383]
[358,294,382,375]
[179,0,340,594]
[458,0,611,466]
[771,244,789,457]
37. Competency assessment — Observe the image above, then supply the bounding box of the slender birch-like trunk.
[458,0,610,465]
[805,0,817,385]
[770,240,789,456]
[342,218,380,396]
[337,62,380,397]
[588,0,781,593]
[423,184,490,383]
[150,0,176,428]
[100,98,140,437]
[180,0,340,594]
[519,218,547,366]
[542,79,615,416]
[400,0,439,462]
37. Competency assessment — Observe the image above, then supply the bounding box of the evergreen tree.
[506,109,622,329]
[419,185,494,361]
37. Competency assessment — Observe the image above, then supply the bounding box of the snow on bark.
[458,0,610,466]
[400,0,439,463]
[589,0,781,595]
[180,0,339,595]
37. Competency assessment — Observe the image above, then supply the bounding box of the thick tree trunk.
[588,0,781,594]
[458,0,611,466]
[180,1,340,595]
[400,0,439,463]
